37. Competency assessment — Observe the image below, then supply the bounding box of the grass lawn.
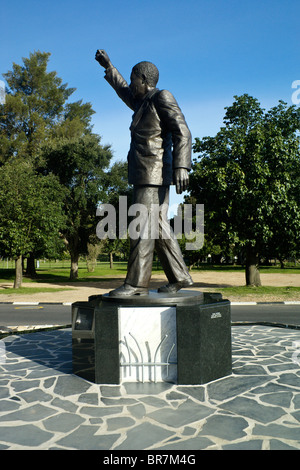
[0,287,74,296]
[0,261,130,284]
[0,261,299,300]
[0,260,299,283]
[191,265,300,274]
[212,285,300,301]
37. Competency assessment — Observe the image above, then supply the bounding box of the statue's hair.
[132,61,159,87]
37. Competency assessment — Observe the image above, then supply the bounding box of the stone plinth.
[72,291,232,385]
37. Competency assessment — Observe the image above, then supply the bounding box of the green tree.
[190,94,300,286]
[0,51,117,280]
[0,51,75,166]
[99,160,133,268]
[0,160,66,288]
[41,133,113,279]
[0,50,77,279]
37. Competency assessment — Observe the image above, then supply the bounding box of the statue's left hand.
[174,168,189,194]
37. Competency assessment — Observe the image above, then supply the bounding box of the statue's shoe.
[157,277,194,294]
[109,283,148,297]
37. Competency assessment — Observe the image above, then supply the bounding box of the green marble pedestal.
[72,291,232,385]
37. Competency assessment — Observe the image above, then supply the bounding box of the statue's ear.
[141,73,147,84]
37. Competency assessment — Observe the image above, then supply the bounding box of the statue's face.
[129,71,148,99]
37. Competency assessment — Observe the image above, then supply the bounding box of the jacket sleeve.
[104,66,136,111]
[155,89,192,170]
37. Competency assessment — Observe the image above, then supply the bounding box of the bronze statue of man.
[95,50,193,296]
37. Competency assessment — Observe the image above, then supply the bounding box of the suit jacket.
[104,66,192,186]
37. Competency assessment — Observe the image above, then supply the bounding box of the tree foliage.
[190,94,300,285]
[0,160,66,287]
[0,51,75,165]
[41,133,113,279]
[0,51,129,282]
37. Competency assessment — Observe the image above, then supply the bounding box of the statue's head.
[132,61,159,88]
[129,61,159,99]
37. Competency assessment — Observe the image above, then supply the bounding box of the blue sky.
[1,0,299,207]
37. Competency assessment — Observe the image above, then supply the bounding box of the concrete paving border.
[1,301,300,306]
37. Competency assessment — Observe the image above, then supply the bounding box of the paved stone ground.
[0,325,300,450]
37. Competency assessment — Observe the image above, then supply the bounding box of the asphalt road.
[0,303,72,327]
[231,303,300,326]
[0,302,299,327]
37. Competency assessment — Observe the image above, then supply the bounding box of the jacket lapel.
[130,88,159,132]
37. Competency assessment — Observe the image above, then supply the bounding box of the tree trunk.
[26,253,37,278]
[245,248,261,286]
[70,252,79,280]
[14,255,23,289]
[109,252,114,269]
[86,258,96,272]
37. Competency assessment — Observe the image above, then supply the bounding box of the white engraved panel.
[119,306,177,383]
